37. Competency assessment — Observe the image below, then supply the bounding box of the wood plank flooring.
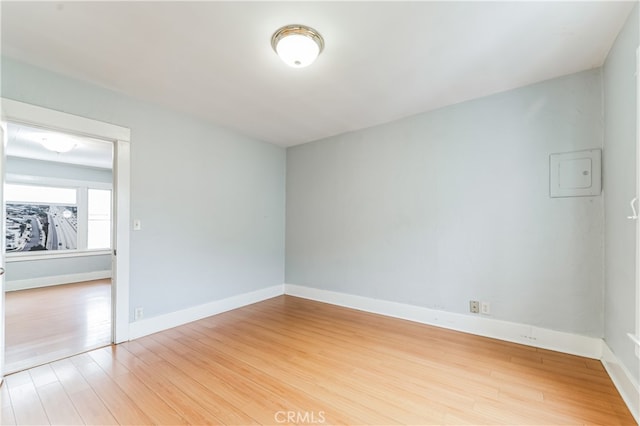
[1,295,636,425]
[5,280,111,373]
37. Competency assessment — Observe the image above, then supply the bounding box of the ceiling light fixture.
[271,24,324,68]
[40,137,76,153]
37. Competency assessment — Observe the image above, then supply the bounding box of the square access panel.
[550,149,601,197]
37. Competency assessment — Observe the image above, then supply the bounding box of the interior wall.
[1,57,286,320]
[286,69,604,337]
[5,256,110,291]
[6,157,112,183]
[603,3,639,381]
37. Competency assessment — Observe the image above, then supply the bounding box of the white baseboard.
[128,284,285,340]
[284,284,603,359]
[6,270,112,292]
[601,342,640,423]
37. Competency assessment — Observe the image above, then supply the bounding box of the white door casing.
[0,98,131,380]
[0,123,6,382]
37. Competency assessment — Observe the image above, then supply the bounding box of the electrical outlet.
[134,307,144,321]
[480,301,490,315]
[469,300,479,314]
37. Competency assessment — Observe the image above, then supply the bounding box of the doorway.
[0,98,131,379]
[3,121,114,373]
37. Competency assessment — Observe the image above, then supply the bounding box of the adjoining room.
[4,123,114,373]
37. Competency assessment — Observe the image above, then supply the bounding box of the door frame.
[635,46,640,358]
[0,123,5,383]
[0,98,131,379]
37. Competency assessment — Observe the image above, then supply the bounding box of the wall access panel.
[550,149,602,197]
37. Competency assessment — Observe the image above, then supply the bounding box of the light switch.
[133,219,142,230]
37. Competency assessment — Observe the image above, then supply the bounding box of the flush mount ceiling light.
[40,137,76,153]
[271,24,324,68]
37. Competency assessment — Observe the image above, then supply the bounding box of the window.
[5,183,111,254]
[88,189,111,250]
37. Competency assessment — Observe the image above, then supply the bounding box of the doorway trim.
[0,98,131,377]
[635,46,640,358]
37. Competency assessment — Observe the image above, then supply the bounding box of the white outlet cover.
[134,307,144,320]
[480,302,490,315]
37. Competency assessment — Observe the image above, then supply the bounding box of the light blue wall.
[603,3,639,382]
[286,69,604,337]
[4,157,112,285]
[1,57,286,319]
[6,157,112,183]
[6,256,110,284]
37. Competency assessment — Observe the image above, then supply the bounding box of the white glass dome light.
[40,137,77,153]
[271,25,324,68]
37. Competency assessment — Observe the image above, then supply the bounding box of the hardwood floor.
[1,295,635,425]
[5,280,111,373]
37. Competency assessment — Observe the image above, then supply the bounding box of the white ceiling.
[6,122,113,170]
[1,1,635,147]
